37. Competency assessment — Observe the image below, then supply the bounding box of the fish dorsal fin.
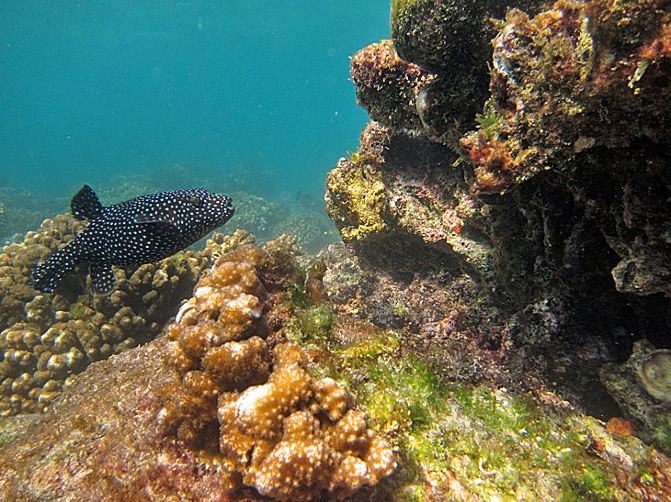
[71,185,104,220]
[134,214,179,237]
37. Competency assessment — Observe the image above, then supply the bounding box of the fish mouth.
[223,196,234,211]
[217,194,235,217]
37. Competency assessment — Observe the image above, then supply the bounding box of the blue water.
[0,1,389,201]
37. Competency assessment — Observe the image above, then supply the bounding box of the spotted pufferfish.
[31,185,235,295]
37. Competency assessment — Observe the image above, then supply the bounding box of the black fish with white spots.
[31,185,234,295]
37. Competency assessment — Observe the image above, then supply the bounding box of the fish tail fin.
[30,241,84,293]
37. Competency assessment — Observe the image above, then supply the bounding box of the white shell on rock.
[638,349,671,403]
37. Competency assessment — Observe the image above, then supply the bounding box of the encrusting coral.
[159,239,396,501]
[0,213,210,416]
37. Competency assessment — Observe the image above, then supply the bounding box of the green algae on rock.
[278,298,671,500]
[0,232,669,500]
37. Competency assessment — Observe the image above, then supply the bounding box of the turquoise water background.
[0,1,389,202]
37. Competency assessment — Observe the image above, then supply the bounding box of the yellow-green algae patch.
[325,155,387,242]
[284,300,670,500]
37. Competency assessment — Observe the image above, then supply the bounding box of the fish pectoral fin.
[134,214,179,237]
[89,262,116,296]
[71,185,104,220]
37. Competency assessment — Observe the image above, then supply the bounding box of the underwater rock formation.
[0,214,210,415]
[353,0,540,142]
[350,40,435,132]
[326,0,671,413]
[1,234,669,501]
[246,278,671,500]
[461,0,671,194]
[459,0,671,299]
[1,1,670,499]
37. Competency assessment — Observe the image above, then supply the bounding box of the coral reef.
[159,239,396,500]
[265,294,671,500]
[600,340,671,454]
[217,344,395,501]
[0,336,242,501]
[1,1,670,500]
[0,214,86,330]
[0,214,210,415]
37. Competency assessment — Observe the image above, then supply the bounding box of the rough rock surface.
[326,0,671,444]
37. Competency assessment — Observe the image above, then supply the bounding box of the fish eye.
[189,195,202,207]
